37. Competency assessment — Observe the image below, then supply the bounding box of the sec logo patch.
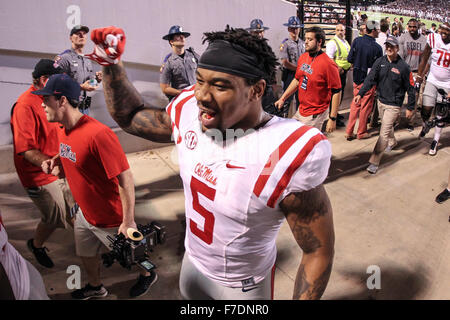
[185,131,198,150]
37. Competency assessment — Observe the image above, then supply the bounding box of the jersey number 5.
[190,176,216,244]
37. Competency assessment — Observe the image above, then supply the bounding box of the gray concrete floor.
[1,108,449,300]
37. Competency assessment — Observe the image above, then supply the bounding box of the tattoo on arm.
[280,185,335,300]
[280,185,330,225]
[291,224,322,254]
[293,264,310,299]
[102,63,172,142]
[293,261,333,300]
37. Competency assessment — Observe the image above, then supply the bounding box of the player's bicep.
[102,63,172,143]
[280,185,335,255]
[126,103,172,143]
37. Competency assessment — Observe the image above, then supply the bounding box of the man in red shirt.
[10,59,77,269]
[275,26,342,132]
[34,74,157,299]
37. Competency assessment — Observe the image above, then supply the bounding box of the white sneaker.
[429,140,438,156]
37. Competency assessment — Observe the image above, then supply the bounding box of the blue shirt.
[347,35,383,85]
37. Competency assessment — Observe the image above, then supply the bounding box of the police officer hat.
[162,25,191,40]
[70,25,89,36]
[246,19,269,32]
[283,16,303,28]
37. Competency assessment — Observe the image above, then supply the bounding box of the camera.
[101,222,166,273]
[420,89,449,137]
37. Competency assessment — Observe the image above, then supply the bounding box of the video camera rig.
[420,88,450,137]
[101,222,166,273]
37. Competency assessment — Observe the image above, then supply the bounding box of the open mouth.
[198,108,218,127]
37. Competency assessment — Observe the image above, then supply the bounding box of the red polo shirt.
[11,86,59,188]
[295,51,341,116]
[57,116,130,228]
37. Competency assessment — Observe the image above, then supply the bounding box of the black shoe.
[436,189,450,204]
[406,124,414,132]
[419,127,426,138]
[371,121,381,128]
[71,283,108,300]
[27,239,54,268]
[129,272,158,298]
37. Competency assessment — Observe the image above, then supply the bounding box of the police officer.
[55,25,102,115]
[160,25,199,101]
[279,16,305,117]
[246,18,269,39]
[246,19,278,115]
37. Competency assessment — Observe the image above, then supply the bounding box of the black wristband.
[329,116,337,121]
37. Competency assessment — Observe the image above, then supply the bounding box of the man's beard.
[306,44,318,53]
[409,31,419,38]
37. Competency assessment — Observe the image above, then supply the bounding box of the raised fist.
[86,26,126,66]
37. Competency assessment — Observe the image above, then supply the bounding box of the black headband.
[198,40,267,80]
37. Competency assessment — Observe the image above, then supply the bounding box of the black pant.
[339,69,348,103]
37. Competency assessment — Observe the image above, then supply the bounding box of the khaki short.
[292,108,329,131]
[74,210,118,257]
[26,179,77,229]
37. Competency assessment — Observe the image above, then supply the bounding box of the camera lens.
[132,231,141,238]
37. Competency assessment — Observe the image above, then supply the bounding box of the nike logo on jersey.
[226,162,246,169]
[242,286,259,292]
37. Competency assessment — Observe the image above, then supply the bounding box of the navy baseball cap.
[32,74,81,101]
[247,19,269,31]
[70,25,89,36]
[162,25,191,40]
[283,16,303,28]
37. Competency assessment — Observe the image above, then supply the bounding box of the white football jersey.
[166,87,332,287]
[427,33,450,88]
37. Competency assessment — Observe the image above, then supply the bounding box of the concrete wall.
[0,0,301,173]
[0,0,297,65]
[0,0,298,148]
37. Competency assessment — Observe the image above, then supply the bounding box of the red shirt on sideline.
[295,51,341,116]
[57,115,130,228]
[10,86,59,188]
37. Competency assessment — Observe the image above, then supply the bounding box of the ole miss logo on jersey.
[300,63,313,74]
[60,143,76,162]
[185,131,198,150]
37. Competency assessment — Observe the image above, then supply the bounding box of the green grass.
[361,11,441,29]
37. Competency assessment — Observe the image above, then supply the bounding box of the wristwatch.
[329,116,337,121]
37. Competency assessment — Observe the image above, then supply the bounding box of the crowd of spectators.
[366,0,449,23]
[304,4,347,24]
